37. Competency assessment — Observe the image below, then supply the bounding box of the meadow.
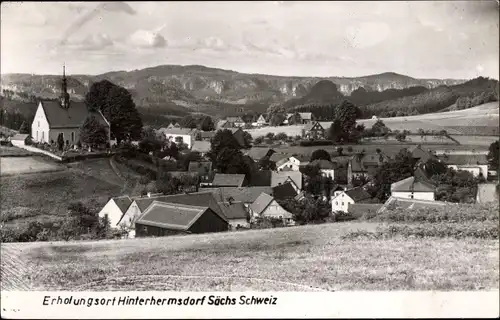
[1,202,498,292]
[0,156,64,176]
[0,145,35,157]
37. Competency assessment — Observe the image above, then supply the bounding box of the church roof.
[39,101,109,129]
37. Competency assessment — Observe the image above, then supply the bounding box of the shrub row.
[341,222,499,240]
[362,204,499,223]
[299,140,333,147]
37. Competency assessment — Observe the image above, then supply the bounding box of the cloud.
[67,33,114,51]
[59,2,136,45]
[345,22,391,49]
[129,29,167,48]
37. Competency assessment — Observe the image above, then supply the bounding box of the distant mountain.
[1,65,466,108]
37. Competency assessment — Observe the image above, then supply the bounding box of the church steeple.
[60,63,70,109]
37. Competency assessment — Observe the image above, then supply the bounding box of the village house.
[211,173,248,187]
[202,186,273,209]
[98,195,134,228]
[249,192,295,226]
[216,119,232,130]
[302,121,326,140]
[347,152,389,186]
[199,131,216,141]
[309,159,337,179]
[245,147,276,162]
[9,134,30,147]
[188,161,213,184]
[226,116,246,128]
[275,155,302,172]
[437,153,489,178]
[166,122,180,129]
[272,181,299,201]
[218,201,250,229]
[252,114,268,127]
[298,112,314,124]
[191,140,211,156]
[31,66,111,146]
[228,127,246,147]
[119,191,226,237]
[134,201,228,237]
[390,176,436,201]
[331,187,372,213]
[271,171,303,192]
[409,144,437,163]
[157,127,197,149]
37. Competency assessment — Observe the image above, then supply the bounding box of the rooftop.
[136,201,210,231]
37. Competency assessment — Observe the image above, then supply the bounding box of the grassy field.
[0,165,124,227]
[0,145,35,157]
[1,221,498,291]
[0,156,65,176]
[249,102,499,138]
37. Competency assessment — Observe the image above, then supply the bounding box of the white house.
[249,192,294,225]
[390,176,436,201]
[253,114,268,127]
[331,187,372,213]
[157,128,197,148]
[31,67,111,146]
[309,159,337,179]
[438,154,489,178]
[98,196,133,228]
[275,156,302,172]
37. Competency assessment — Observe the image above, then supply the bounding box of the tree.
[85,80,143,144]
[370,119,391,137]
[488,140,499,169]
[80,115,108,148]
[270,113,286,126]
[57,132,64,151]
[265,132,275,140]
[254,136,264,144]
[180,115,197,129]
[198,116,215,131]
[275,132,288,141]
[310,149,331,162]
[208,129,242,162]
[138,127,162,154]
[423,158,448,176]
[395,131,407,142]
[18,121,29,134]
[328,119,343,143]
[277,196,331,225]
[242,131,253,149]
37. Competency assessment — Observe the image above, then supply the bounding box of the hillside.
[1,65,465,107]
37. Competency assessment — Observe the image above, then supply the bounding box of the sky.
[1,1,499,79]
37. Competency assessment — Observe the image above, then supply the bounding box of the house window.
[335,201,338,205]
[142,226,148,233]
[71,132,75,142]
[38,121,40,128]
[342,202,344,206]
[41,131,44,141]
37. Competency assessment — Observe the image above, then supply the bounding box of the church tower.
[60,64,70,109]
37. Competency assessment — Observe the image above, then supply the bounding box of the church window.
[71,132,75,142]
[38,121,40,127]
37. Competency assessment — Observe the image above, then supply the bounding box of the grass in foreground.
[1,223,498,291]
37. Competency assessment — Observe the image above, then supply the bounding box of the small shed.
[10,134,30,147]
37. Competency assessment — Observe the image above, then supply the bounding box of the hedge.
[299,140,333,147]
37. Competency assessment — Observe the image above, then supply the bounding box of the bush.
[299,140,333,147]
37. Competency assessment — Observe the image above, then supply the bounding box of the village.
[2,68,498,240]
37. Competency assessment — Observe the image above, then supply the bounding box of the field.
[0,145,35,157]
[249,102,499,138]
[0,161,126,227]
[0,156,64,176]
[1,221,498,291]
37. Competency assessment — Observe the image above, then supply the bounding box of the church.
[31,66,111,146]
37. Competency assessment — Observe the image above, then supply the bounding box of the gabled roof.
[310,159,337,170]
[226,116,244,122]
[377,196,449,213]
[304,121,324,132]
[438,154,489,166]
[216,120,229,129]
[391,176,435,193]
[217,201,247,219]
[272,182,298,200]
[112,196,133,214]
[269,153,289,163]
[344,187,372,202]
[245,147,276,161]
[158,127,196,136]
[191,140,211,153]
[136,201,211,231]
[130,191,226,220]
[39,101,109,129]
[275,156,292,168]
[188,161,213,175]
[409,145,436,162]
[212,173,246,187]
[249,192,275,215]
[202,186,273,203]
[271,171,302,190]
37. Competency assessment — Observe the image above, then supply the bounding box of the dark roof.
[410,145,436,162]
[112,196,133,214]
[202,186,273,203]
[378,196,450,213]
[191,140,211,153]
[249,170,272,186]
[245,148,275,161]
[131,191,226,220]
[438,154,488,166]
[269,153,289,163]
[212,174,246,187]
[136,201,210,230]
[188,161,213,175]
[344,187,372,202]
[200,131,216,140]
[304,122,324,132]
[272,182,298,200]
[391,176,435,193]
[40,101,109,129]
[271,171,302,190]
[217,201,247,219]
